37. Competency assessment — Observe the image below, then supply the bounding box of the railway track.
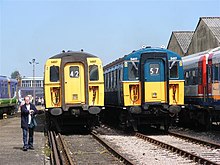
[48,131,74,165]
[135,132,220,165]
[91,131,135,165]
[168,131,220,149]
[48,130,135,164]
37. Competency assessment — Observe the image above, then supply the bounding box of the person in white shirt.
[20,96,42,151]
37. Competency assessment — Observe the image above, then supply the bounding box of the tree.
[11,71,21,79]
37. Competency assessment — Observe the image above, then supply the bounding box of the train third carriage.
[180,47,220,130]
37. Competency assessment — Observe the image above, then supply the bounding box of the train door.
[208,57,212,96]
[198,55,208,101]
[143,58,167,103]
[64,63,85,104]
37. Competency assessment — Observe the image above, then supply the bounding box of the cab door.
[64,63,85,104]
[143,58,166,103]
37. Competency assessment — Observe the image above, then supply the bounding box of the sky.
[0,0,220,77]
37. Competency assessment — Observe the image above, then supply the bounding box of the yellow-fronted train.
[44,50,104,132]
[102,47,185,131]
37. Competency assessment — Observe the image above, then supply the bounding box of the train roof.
[182,46,220,66]
[0,76,8,81]
[124,47,182,60]
[50,51,97,59]
[0,76,17,82]
[104,47,181,69]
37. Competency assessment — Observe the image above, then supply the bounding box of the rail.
[91,131,135,165]
[48,131,75,165]
[135,132,219,165]
[168,131,220,149]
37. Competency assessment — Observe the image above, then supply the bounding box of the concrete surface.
[0,113,47,165]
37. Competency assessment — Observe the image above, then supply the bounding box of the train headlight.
[50,108,62,116]
[143,104,149,110]
[163,104,169,110]
[169,105,181,114]
[152,92,157,98]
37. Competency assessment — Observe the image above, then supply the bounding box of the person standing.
[21,96,42,151]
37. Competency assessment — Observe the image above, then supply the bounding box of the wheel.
[205,113,212,131]
[155,124,161,129]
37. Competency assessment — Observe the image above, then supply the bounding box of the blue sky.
[0,0,220,77]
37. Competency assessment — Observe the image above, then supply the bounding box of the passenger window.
[128,62,139,80]
[149,63,160,75]
[70,66,79,78]
[89,65,99,81]
[169,61,178,78]
[50,66,59,82]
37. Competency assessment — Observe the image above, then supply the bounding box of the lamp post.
[29,59,39,105]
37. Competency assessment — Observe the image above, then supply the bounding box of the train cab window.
[169,61,178,78]
[128,62,139,80]
[50,66,59,82]
[89,65,99,81]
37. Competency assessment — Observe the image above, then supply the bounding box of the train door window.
[89,65,99,81]
[219,64,220,81]
[104,74,106,87]
[169,61,178,78]
[1,83,4,95]
[128,62,139,80]
[4,83,7,95]
[149,63,160,75]
[11,85,15,97]
[213,64,219,81]
[112,70,115,88]
[118,69,120,83]
[208,65,212,83]
[195,68,198,84]
[120,68,123,81]
[198,67,202,84]
[107,73,109,89]
[108,72,110,89]
[184,71,189,85]
[192,70,197,85]
[70,66,79,78]
[111,71,114,89]
[50,66,59,82]
[115,69,118,88]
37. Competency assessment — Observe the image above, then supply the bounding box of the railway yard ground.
[0,107,49,165]
[1,108,220,165]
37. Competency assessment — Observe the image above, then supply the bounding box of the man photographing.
[21,96,43,151]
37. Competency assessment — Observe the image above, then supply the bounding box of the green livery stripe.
[0,98,17,108]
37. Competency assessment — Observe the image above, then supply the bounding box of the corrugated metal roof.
[201,17,220,43]
[173,31,194,53]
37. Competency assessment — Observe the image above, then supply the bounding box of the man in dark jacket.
[21,96,43,151]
